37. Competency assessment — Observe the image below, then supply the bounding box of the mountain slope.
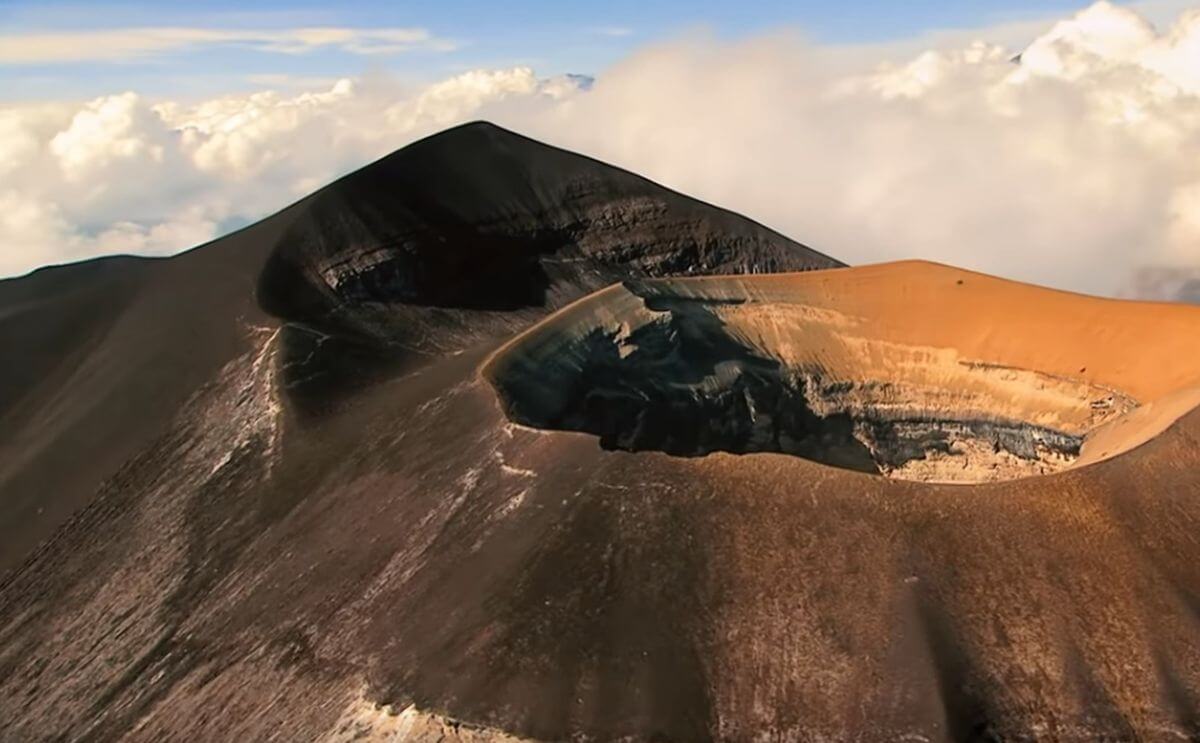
[6,122,1200,741]
[0,121,839,577]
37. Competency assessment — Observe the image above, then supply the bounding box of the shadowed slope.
[256,122,841,410]
[260,120,837,320]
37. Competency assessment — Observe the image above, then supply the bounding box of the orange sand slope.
[484,260,1200,482]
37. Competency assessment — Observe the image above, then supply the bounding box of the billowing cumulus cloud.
[2,1,1199,299]
[0,68,569,276]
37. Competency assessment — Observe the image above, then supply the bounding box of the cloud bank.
[2,1,1198,299]
[0,26,456,64]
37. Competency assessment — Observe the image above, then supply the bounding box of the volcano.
[3,122,1200,742]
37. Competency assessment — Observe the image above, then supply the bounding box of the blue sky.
[0,0,1190,100]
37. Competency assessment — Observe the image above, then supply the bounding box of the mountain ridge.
[1,121,838,284]
[0,120,840,578]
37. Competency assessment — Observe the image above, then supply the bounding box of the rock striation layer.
[484,268,1160,483]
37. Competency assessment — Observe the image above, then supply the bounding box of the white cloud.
[382,67,555,131]
[243,73,346,90]
[0,70,582,276]
[95,206,219,256]
[49,93,169,181]
[1016,0,1200,94]
[1165,180,1200,263]
[2,1,1200,298]
[0,26,456,64]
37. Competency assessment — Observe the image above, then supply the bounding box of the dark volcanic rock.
[260,120,837,322]
[256,122,840,412]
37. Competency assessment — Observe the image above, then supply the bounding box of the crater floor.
[484,261,1200,483]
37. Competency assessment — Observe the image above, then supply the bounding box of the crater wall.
[484,262,1200,483]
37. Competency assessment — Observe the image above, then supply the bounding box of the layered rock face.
[485,268,1154,483]
[251,121,840,415]
[258,121,838,349]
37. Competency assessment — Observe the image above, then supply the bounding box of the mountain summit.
[0,121,839,577]
[0,122,840,740]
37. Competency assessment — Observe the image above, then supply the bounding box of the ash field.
[4,122,1200,741]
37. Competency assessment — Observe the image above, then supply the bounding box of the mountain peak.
[259,121,840,322]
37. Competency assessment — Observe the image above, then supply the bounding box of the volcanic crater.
[10,122,1200,741]
[485,261,1199,483]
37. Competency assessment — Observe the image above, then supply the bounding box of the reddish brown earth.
[3,122,1200,742]
[485,262,1200,483]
